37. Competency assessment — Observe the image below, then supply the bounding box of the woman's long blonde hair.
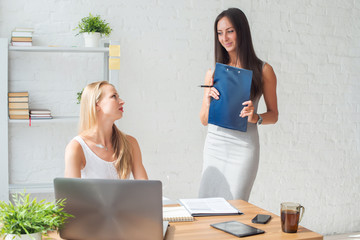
[79,81,132,179]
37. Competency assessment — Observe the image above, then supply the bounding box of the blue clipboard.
[208,63,253,132]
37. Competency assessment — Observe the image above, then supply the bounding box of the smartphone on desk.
[251,214,271,224]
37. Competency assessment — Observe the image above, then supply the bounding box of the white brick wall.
[1,0,359,235]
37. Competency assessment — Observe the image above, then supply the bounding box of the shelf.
[9,183,54,194]
[9,116,78,124]
[1,37,113,201]
[9,46,109,53]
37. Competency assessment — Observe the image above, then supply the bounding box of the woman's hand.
[204,69,220,100]
[208,87,220,100]
[240,100,257,123]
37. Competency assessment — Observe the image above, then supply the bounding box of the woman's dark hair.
[214,8,263,100]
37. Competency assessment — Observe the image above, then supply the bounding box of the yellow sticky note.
[109,58,120,70]
[109,45,120,57]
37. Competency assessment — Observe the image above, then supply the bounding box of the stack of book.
[11,28,34,47]
[30,109,52,119]
[8,92,29,119]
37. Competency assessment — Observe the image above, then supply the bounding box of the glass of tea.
[280,202,305,233]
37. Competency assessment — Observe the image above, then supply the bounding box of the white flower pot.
[83,32,101,47]
[5,232,42,240]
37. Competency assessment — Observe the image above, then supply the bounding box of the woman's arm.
[241,63,278,124]
[199,69,219,125]
[257,63,278,124]
[64,139,85,178]
[127,135,148,180]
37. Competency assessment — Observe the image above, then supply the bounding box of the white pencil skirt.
[199,123,260,201]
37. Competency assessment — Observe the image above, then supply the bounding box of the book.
[11,37,32,42]
[11,31,33,37]
[30,114,51,117]
[208,63,253,132]
[179,197,243,217]
[8,96,29,102]
[9,109,29,115]
[8,91,29,119]
[13,27,34,32]
[163,206,194,222]
[30,109,52,119]
[30,109,51,115]
[9,102,29,109]
[11,41,32,47]
[8,92,29,97]
[30,115,53,119]
[9,114,29,119]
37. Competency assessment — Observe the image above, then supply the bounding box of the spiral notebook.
[163,206,194,222]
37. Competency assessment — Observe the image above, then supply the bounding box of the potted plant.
[0,192,73,240]
[76,88,83,104]
[74,13,112,47]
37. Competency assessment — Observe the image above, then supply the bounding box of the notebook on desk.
[54,178,168,240]
[163,206,194,222]
[179,197,243,217]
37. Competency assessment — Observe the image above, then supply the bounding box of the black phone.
[211,221,265,238]
[251,214,271,224]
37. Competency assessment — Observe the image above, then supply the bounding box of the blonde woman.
[64,81,148,179]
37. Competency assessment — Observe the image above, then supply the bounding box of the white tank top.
[74,136,118,179]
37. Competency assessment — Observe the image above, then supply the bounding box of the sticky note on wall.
[109,58,120,70]
[109,45,120,57]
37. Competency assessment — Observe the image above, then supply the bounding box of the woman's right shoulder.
[65,137,85,164]
[64,137,86,176]
[65,137,83,153]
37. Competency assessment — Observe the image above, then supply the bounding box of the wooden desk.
[163,200,323,240]
[47,199,322,240]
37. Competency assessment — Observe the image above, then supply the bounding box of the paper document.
[349,234,360,238]
[179,197,242,216]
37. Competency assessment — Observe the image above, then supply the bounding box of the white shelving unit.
[9,46,110,52]
[0,39,9,201]
[1,39,113,201]
[9,116,78,124]
[8,45,110,80]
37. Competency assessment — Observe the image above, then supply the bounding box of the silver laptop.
[54,178,166,240]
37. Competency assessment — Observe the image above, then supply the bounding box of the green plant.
[0,192,73,238]
[74,13,112,36]
[76,88,84,104]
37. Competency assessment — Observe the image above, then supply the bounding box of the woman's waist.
[207,123,258,138]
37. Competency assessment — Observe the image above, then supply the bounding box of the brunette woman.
[199,8,278,201]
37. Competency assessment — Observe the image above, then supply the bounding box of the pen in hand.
[198,85,213,88]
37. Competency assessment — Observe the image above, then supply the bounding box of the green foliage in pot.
[74,13,112,36]
[76,88,84,104]
[0,192,73,238]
